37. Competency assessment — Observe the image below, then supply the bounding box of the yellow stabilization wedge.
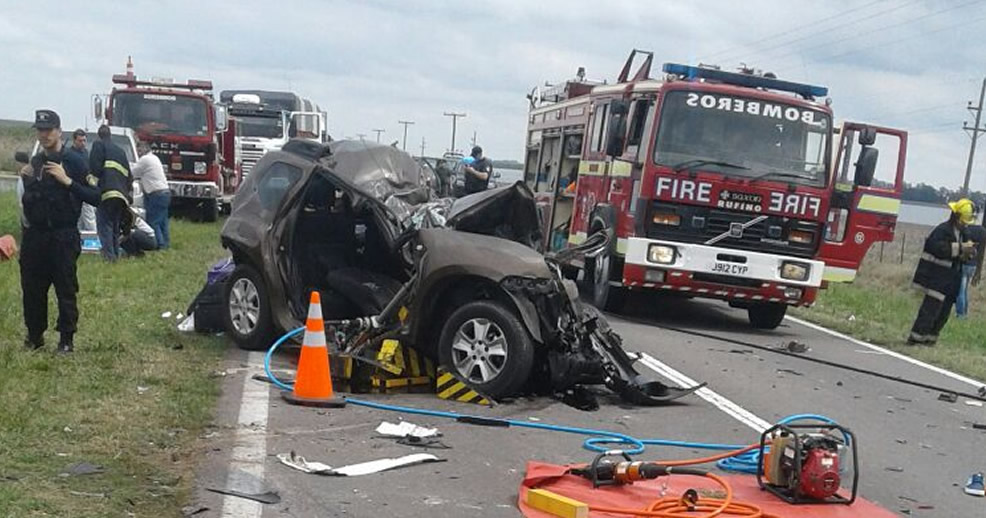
[525,489,589,518]
[435,367,493,406]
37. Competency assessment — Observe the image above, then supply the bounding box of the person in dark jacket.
[90,125,133,262]
[463,145,493,195]
[956,207,986,318]
[66,128,97,232]
[908,198,978,345]
[18,109,101,353]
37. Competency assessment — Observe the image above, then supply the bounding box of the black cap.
[471,145,482,157]
[32,109,60,130]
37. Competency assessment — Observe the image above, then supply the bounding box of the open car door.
[817,122,908,283]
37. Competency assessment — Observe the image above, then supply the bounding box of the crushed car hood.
[445,182,542,249]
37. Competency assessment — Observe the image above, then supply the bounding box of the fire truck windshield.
[653,90,830,186]
[112,92,209,137]
[235,114,284,139]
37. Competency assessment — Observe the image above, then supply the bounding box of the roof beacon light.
[662,63,828,99]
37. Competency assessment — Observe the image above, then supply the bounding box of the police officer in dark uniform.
[18,110,101,353]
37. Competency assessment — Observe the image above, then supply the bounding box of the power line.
[708,0,923,65]
[775,6,986,73]
[698,0,886,62]
[771,0,985,70]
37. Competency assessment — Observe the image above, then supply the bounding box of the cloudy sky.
[2,0,985,189]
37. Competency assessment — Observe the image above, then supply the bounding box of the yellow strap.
[101,191,128,202]
[104,160,129,178]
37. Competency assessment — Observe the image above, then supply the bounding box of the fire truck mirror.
[858,126,876,146]
[215,105,229,132]
[853,147,878,187]
[93,96,103,122]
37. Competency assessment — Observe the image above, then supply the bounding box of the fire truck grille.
[646,202,820,259]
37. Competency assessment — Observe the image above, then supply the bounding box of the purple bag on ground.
[208,257,235,285]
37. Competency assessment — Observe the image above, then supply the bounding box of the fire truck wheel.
[747,302,788,330]
[201,200,219,223]
[223,264,276,351]
[438,300,534,398]
[586,249,626,312]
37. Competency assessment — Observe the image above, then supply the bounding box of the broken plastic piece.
[939,392,959,403]
[161,311,172,319]
[276,451,442,476]
[178,314,195,332]
[375,421,439,439]
[60,462,104,477]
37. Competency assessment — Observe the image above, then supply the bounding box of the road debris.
[884,466,905,473]
[965,400,984,407]
[276,451,443,476]
[137,386,150,395]
[205,487,280,504]
[161,311,172,319]
[939,392,959,403]
[177,314,195,332]
[375,421,439,439]
[395,436,451,449]
[181,506,209,517]
[60,462,104,477]
[776,368,803,376]
[779,340,809,353]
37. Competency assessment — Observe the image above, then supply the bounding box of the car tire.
[223,264,276,351]
[201,199,219,223]
[748,302,787,330]
[438,300,535,398]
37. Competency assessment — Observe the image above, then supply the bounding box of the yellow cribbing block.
[376,339,405,375]
[435,369,492,406]
[525,489,588,518]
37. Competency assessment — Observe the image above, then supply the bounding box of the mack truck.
[94,58,239,221]
[524,50,907,329]
[219,90,327,178]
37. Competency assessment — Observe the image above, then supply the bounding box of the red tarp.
[518,461,898,518]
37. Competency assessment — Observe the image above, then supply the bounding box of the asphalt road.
[194,296,986,517]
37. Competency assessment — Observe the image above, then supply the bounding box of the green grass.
[0,192,228,517]
[793,222,986,381]
[0,126,34,173]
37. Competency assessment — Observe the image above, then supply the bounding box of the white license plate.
[711,262,749,276]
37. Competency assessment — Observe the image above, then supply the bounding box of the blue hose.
[263,326,839,470]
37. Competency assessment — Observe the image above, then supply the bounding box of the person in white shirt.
[132,141,171,248]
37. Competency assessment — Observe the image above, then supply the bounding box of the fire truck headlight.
[789,230,814,244]
[652,212,681,226]
[648,244,677,265]
[194,161,207,174]
[780,261,810,281]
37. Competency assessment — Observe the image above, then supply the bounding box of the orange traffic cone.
[282,291,346,408]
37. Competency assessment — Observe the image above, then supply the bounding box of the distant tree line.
[897,181,986,207]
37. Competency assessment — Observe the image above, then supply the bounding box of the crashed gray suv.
[220,139,700,403]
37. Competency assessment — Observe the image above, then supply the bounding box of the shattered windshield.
[236,114,284,139]
[653,91,830,186]
[112,92,210,137]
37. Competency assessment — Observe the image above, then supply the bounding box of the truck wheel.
[586,248,626,313]
[223,265,276,351]
[438,300,534,398]
[748,302,787,330]
[201,200,219,223]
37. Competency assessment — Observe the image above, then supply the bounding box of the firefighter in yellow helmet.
[908,198,977,345]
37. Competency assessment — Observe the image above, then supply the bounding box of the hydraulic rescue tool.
[757,423,858,505]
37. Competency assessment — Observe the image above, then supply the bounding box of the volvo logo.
[729,222,744,238]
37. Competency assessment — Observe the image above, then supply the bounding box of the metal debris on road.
[965,400,984,407]
[939,392,959,403]
[205,487,280,504]
[776,368,803,376]
[779,340,809,353]
[884,466,905,473]
[375,421,439,439]
[181,506,209,517]
[276,451,443,476]
[395,436,452,449]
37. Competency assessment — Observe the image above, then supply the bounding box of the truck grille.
[645,202,820,258]
[239,148,266,178]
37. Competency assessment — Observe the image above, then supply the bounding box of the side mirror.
[605,114,628,157]
[858,126,876,146]
[215,105,228,132]
[93,95,103,122]
[15,151,30,164]
[854,146,878,187]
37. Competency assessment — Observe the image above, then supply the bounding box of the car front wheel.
[223,265,276,351]
[438,300,534,398]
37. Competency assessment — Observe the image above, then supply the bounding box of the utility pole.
[470,130,477,148]
[372,128,385,143]
[398,120,415,150]
[420,137,426,158]
[443,112,466,153]
[962,77,986,195]
[356,133,366,142]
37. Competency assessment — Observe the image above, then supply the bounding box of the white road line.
[786,316,986,389]
[221,352,270,518]
[638,353,771,433]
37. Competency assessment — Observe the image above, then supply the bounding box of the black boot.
[24,334,44,350]
[57,334,74,355]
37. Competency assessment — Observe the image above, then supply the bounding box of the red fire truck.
[95,58,239,221]
[524,50,907,329]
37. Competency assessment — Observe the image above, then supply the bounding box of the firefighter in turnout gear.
[18,110,101,353]
[908,198,978,345]
[90,124,133,262]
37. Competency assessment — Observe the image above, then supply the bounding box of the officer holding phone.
[18,109,100,353]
